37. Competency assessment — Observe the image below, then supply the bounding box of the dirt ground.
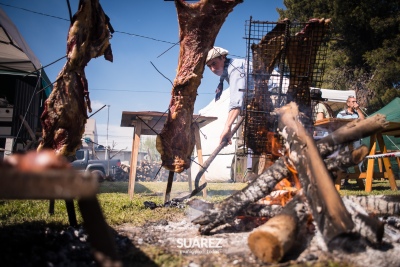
[114,207,400,267]
[1,205,400,267]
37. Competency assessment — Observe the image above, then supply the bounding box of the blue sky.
[1,0,284,150]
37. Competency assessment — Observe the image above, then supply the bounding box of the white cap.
[206,47,228,63]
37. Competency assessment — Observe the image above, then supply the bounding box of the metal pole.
[106,105,110,176]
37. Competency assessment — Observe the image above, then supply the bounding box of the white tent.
[192,86,355,182]
[191,88,237,182]
[318,88,355,110]
[0,8,41,74]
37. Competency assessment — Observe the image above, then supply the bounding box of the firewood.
[277,102,354,242]
[248,214,297,263]
[156,0,243,173]
[192,111,389,236]
[247,192,308,263]
[341,197,384,244]
[342,195,400,216]
[192,156,292,234]
[324,145,369,172]
[316,114,389,158]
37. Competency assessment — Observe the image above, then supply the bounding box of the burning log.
[277,102,354,242]
[341,197,385,244]
[156,0,243,173]
[316,114,389,158]
[37,0,113,158]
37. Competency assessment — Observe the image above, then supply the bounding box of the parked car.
[71,149,121,181]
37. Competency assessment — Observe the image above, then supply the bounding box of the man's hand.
[353,101,360,111]
[220,127,232,145]
[221,108,241,145]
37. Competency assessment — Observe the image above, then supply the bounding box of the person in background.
[336,95,366,185]
[310,89,333,138]
[206,46,246,145]
[206,46,257,181]
[337,95,365,120]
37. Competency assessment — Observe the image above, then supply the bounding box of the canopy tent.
[318,88,355,111]
[0,8,53,153]
[0,8,41,74]
[363,97,400,151]
[369,97,400,122]
[0,8,52,96]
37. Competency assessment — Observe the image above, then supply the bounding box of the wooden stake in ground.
[156,0,243,173]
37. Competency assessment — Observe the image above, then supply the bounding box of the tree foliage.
[277,0,400,113]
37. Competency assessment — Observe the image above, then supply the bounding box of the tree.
[277,0,400,113]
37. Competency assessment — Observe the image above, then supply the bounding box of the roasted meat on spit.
[156,0,242,173]
[38,0,113,158]
[285,18,331,131]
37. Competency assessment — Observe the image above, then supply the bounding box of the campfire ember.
[37,0,113,158]
[156,0,243,173]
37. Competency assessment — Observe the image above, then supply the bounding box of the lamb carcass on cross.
[38,0,113,159]
[156,0,243,173]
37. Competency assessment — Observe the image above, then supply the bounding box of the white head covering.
[206,47,229,63]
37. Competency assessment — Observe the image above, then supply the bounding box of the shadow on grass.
[0,221,158,267]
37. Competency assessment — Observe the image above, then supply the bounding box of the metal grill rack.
[242,17,330,155]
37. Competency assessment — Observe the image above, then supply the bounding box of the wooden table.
[314,118,399,192]
[120,111,217,199]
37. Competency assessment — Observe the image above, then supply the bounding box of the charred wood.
[316,114,389,158]
[192,156,292,234]
[341,197,385,244]
[274,103,354,242]
[342,195,400,217]
[247,192,309,263]
[324,145,369,172]
[192,107,389,237]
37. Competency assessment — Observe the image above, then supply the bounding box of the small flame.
[267,132,284,157]
[283,158,301,190]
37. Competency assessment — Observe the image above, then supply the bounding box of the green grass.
[338,179,400,196]
[1,179,398,228]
